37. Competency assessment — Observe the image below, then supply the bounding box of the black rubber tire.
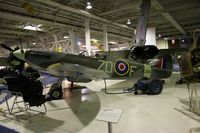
[48,83,63,100]
[147,79,163,95]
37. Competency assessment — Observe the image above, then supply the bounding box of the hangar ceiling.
[0,0,199,50]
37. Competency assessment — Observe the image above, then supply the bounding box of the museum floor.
[0,73,200,133]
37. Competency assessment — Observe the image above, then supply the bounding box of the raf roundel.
[114,60,130,76]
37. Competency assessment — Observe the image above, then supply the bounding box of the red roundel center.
[119,63,125,71]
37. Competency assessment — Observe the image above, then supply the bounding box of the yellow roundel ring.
[114,59,130,76]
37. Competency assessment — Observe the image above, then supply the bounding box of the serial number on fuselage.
[97,60,137,76]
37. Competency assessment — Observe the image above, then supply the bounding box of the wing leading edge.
[24,50,109,82]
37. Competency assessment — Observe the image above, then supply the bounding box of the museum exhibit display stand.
[96,107,123,133]
[186,83,200,115]
[0,91,47,120]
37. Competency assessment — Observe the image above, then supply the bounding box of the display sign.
[96,107,123,124]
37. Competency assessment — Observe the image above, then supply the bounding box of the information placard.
[96,107,123,124]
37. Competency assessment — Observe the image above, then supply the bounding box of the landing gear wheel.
[70,81,74,92]
[148,79,163,95]
[48,83,63,100]
[49,87,63,100]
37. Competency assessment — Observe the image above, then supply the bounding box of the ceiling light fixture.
[91,39,98,43]
[63,35,70,39]
[109,41,117,45]
[172,39,175,44]
[86,2,92,9]
[23,24,43,31]
[127,19,131,25]
[78,41,81,46]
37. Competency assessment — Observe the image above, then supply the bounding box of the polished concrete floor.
[0,73,200,133]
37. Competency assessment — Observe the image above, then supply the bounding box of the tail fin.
[150,54,173,79]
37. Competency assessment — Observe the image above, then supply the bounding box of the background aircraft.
[176,29,200,85]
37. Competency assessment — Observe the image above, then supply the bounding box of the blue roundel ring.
[114,60,129,76]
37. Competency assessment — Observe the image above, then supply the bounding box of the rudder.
[150,54,173,79]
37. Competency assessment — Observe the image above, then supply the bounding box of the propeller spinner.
[1,44,25,61]
[1,44,26,73]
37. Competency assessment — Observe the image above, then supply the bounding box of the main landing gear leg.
[70,82,74,92]
[48,77,64,100]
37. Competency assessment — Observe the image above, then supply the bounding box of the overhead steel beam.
[67,0,81,5]
[58,0,119,20]
[0,29,37,36]
[0,11,76,30]
[151,0,186,35]
[154,21,200,29]
[157,26,200,34]
[158,30,192,36]
[0,34,18,39]
[34,0,134,31]
[0,25,45,36]
[164,0,200,11]
[115,3,199,23]
[115,8,164,22]
[99,5,135,16]
[0,11,133,40]
[161,13,186,35]
[0,37,16,44]
[0,37,8,41]
[99,0,142,16]
[0,24,47,33]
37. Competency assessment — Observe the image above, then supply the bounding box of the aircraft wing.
[0,57,9,66]
[24,50,110,82]
[46,62,109,82]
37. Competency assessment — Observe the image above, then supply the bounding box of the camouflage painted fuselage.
[22,49,172,82]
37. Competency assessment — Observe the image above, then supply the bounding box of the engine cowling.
[131,45,159,59]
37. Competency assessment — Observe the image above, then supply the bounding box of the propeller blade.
[13,47,20,51]
[1,44,13,52]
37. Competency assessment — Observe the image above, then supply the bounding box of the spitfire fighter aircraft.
[0,0,176,100]
[0,43,173,98]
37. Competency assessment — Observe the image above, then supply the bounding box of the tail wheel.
[148,79,163,95]
[48,83,63,100]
